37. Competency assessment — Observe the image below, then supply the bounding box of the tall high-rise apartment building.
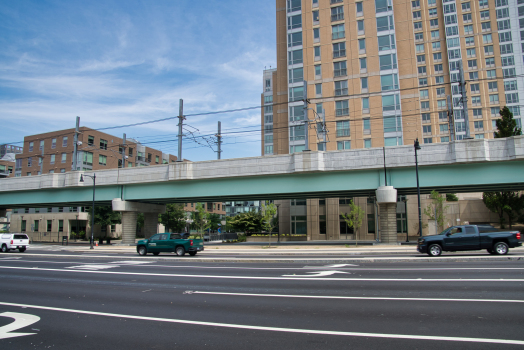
[262,0,521,240]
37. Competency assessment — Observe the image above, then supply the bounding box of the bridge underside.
[0,161,523,208]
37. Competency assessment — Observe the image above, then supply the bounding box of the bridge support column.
[143,213,159,239]
[112,199,166,245]
[376,186,398,243]
[122,212,138,245]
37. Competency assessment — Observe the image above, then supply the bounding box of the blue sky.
[0,0,276,161]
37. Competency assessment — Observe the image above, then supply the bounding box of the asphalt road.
[0,253,523,349]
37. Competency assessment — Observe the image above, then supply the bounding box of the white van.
[0,233,30,252]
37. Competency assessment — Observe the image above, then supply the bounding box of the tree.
[228,211,263,233]
[494,106,522,138]
[341,200,365,246]
[261,201,278,247]
[446,193,459,202]
[483,192,524,229]
[190,203,210,239]
[423,190,449,234]
[86,206,121,239]
[159,204,187,233]
[208,213,222,231]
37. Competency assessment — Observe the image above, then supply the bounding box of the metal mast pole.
[303,81,310,151]
[217,121,222,160]
[447,95,455,141]
[122,133,126,168]
[177,99,184,162]
[72,116,80,171]
[459,61,471,138]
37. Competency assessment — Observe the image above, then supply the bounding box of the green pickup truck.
[136,233,204,256]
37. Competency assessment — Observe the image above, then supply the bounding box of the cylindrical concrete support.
[143,213,159,239]
[379,203,398,243]
[121,211,138,245]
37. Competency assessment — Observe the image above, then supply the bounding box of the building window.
[50,154,55,164]
[334,61,347,77]
[29,142,34,152]
[88,135,94,146]
[378,34,395,51]
[332,42,346,58]
[363,118,370,134]
[337,141,351,150]
[377,15,394,32]
[288,32,302,47]
[331,6,344,21]
[358,39,366,54]
[332,24,345,39]
[314,46,321,60]
[289,49,303,65]
[357,20,364,35]
[361,77,368,92]
[51,138,56,149]
[335,100,349,117]
[287,14,302,29]
[335,80,348,96]
[28,157,32,167]
[58,220,64,232]
[315,83,322,96]
[47,220,52,232]
[383,116,402,133]
[364,139,371,148]
[422,113,430,123]
[83,152,93,165]
[362,97,369,113]
[336,121,350,137]
[356,2,363,16]
[99,155,107,166]
[99,139,108,150]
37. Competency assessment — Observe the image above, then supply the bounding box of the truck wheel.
[189,251,197,256]
[137,246,147,256]
[18,248,26,253]
[493,242,509,255]
[153,252,160,256]
[175,246,186,256]
[427,244,442,257]
[1,245,8,253]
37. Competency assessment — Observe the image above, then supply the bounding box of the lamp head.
[79,174,84,182]
[414,138,421,150]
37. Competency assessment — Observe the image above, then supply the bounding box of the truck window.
[170,234,181,239]
[450,227,462,235]
[150,234,162,241]
[14,234,28,239]
[159,234,168,240]
[465,226,476,234]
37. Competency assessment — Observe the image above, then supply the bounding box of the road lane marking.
[326,264,359,267]
[0,312,40,340]
[0,265,524,281]
[282,270,350,277]
[188,291,524,303]
[0,301,522,345]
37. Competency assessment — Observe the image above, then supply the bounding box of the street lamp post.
[80,173,96,249]
[414,139,422,237]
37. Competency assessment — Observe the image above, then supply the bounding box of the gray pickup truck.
[417,225,521,256]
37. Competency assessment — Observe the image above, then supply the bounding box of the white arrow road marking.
[0,257,22,260]
[67,261,152,270]
[0,312,40,340]
[66,264,118,270]
[326,264,359,268]
[283,270,349,277]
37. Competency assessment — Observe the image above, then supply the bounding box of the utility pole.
[216,121,222,160]
[72,116,80,171]
[317,108,327,151]
[121,133,126,168]
[447,95,455,141]
[177,99,184,162]
[39,145,44,175]
[303,81,310,151]
[458,60,471,139]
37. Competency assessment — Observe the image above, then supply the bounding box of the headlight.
[418,238,425,243]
